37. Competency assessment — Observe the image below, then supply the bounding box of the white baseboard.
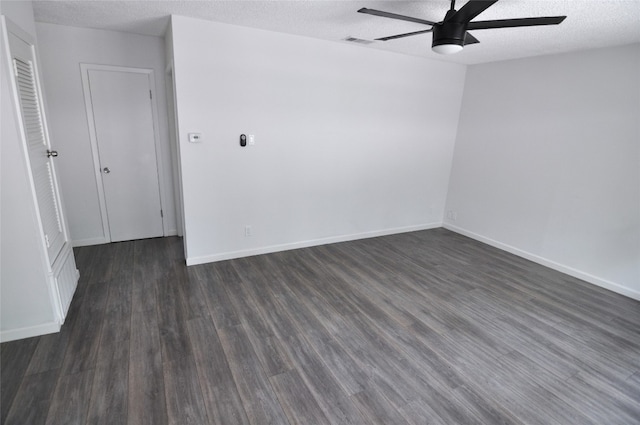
[186,222,442,266]
[444,223,640,301]
[72,236,108,247]
[0,322,60,343]
[74,232,180,247]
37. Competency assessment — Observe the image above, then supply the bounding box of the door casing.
[80,63,170,243]
[2,16,78,329]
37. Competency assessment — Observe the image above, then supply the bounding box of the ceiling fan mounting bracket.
[432,22,467,49]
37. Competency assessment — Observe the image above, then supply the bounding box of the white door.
[8,30,65,264]
[85,67,164,242]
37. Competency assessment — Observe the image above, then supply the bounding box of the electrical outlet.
[446,210,458,222]
[244,225,252,237]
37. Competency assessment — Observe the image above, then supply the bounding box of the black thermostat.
[240,134,247,147]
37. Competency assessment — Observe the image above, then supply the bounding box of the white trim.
[73,231,176,247]
[72,236,110,247]
[0,322,60,343]
[165,62,184,238]
[444,223,640,301]
[186,223,442,266]
[79,63,170,240]
[3,18,55,275]
[148,70,171,236]
[79,63,111,241]
[2,17,73,331]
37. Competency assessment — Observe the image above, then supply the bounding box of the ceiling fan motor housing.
[432,21,468,49]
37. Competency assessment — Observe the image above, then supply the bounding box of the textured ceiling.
[32,0,640,65]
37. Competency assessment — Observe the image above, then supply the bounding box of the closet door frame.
[1,16,78,330]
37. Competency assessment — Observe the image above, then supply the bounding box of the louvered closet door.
[9,32,65,264]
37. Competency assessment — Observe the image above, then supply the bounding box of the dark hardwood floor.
[2,228,639,424]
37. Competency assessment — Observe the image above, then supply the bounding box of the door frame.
[165,62,184,238]
[80,63,170,242]
[2,17,72,266]
[2,16,77,327]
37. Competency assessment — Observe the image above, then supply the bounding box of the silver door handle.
[47,150,58,158]
[103,167,111,174]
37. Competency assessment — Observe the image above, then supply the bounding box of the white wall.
[35,23,177,245]
[0,0,35,36]
[170,15,466,264]
[1,2,57,338]
[446,44,640,299]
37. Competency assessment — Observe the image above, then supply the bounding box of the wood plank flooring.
[2,228,639,424]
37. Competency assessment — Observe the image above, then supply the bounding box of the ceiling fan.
[358,0,566,54]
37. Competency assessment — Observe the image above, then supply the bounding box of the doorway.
[81,64,166,242]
